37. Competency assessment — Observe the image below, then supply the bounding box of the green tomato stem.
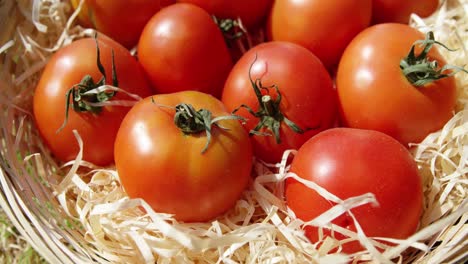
[232,54,308,144]
[57,35,119,133]
[400,31,467,87]
[173,103,245,154]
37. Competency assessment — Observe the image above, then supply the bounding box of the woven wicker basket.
[1,0,467,263]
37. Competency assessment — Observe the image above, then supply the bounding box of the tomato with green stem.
[71,0,175,49]
[33,36,153,166]
[222,41,337,163]
[286,127,423,253]
[114,91,253,222]
[138,3,232,98]
[336,23,462,146]
[267,0,372,70]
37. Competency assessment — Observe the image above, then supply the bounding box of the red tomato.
[177,0,272,29]
[33,36,153,166]
[267,0,372,70]
[336,24,457,146]
[372,0,439,24]
[221,42,337,163]
[286,128,423,253]
[71,0,175,49]
[114,91,253,222]
[138,3,232,97]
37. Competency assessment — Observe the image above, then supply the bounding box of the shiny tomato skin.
[71,0,175,49]
[177,0,272,29]
[286,128,423,253]
[222,42,337,164]
[33,37,153,166]
[114,91,253,222]
[372,0,439,24]
[138,3,233,97]
[336,23,456,146]
[267,0,372,70]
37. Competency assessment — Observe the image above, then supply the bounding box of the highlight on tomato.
[267,0,372,70]
[336,23,463,146]
[71,0,175,49]
[221,41,337,164]
[286,127,423,253]
[33,36,153,166]
[114,91,253,222]
[138,3,233,98]
[371,0,439,24]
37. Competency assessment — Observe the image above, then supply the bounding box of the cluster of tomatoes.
[33,0,458,254]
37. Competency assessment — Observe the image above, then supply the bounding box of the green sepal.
[232,54,308,144]
[400,31,467,87]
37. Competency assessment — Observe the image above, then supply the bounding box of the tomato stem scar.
[57,34,119,133]
[400,31,467,86]
[158,102,245,154]
[232,54,308,144]
[213,16,245,43]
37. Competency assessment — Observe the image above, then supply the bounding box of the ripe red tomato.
[71,0,175,49]
[114,91,253,222]
[221,42,337,163]
[336,24,457,146]
[372,0,439,24]
[33,36,153,166]
[177,0,272,30]
[138,3,232,97]
[286,128,423,253]
[267,0,372,70]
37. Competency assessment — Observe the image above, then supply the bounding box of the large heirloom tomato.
[286,128,423,253]
[336,24,457,146]
[267,0,372,70]
[33,36,153,166]
[222,42,337,163]
[114,91,253,222]
[372,0,439,24]
[71,0,175,48]
[138,3,232,97]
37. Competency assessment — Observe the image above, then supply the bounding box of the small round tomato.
[138,3,232,97]
[33,36,153,166]
[372,0,439,24]
[177,0,272,30]
[267,0,372,70]
[114,91,253,222]
[71,0,175,48]
[286,128,423,253]
[222,41,337,163]
[336,23,457,146]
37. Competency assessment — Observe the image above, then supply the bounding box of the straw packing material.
[0,0,467,263]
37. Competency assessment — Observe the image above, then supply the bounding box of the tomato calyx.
[57,37,119,132]
[171,103,245,154]
[400,31,467,86]
[233,55,308,144]
[213,16,245,42]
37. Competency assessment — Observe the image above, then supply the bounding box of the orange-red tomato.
[71,0,175,48]
[222,42,337,163]
[114,91,253,222]
[33,36,153,166]
[138,3,232,98]
[372,0,439,24]
[177,0,272,29]
[267,0,372,70]
[286,128,423,253]
[336,23,457,146]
